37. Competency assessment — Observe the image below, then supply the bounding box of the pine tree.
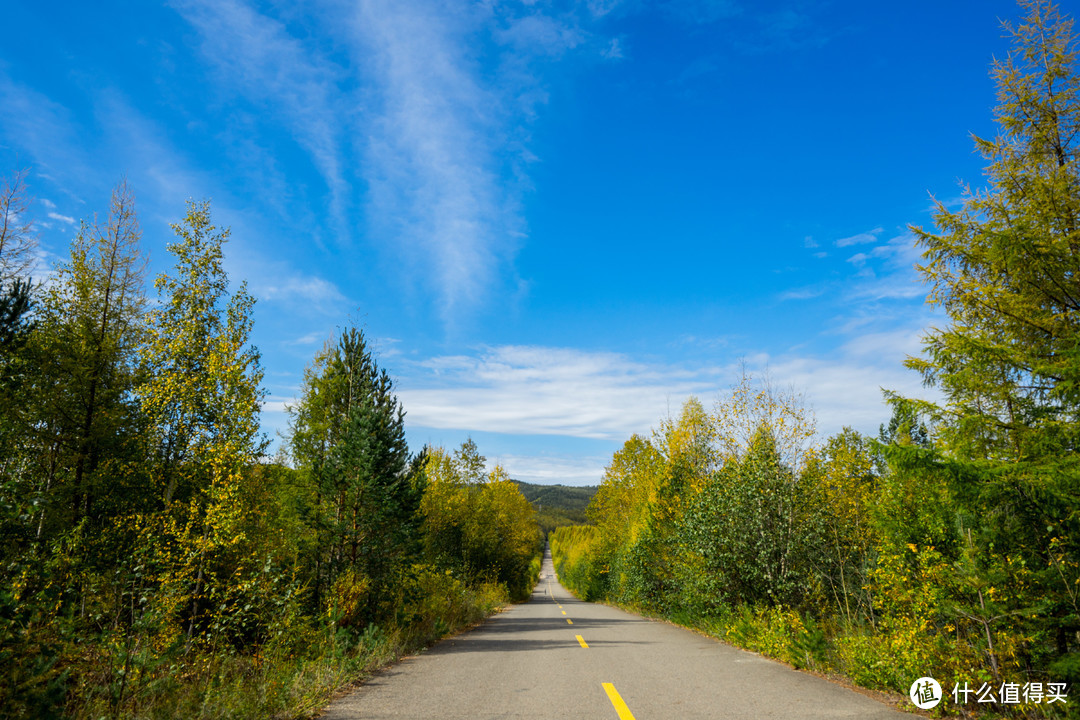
[288,327,414,618]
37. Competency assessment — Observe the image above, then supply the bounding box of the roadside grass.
[63,579,511,720]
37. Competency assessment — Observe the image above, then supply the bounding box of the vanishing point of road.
[320,548,913,719]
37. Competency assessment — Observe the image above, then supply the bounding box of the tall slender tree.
[905,0,1080,671]
[138,199,264,647]
[909,0,1080,460]
[0,168,36,282]
[35,180,147,526]
[140,199,263,505]
[288,327,414,617]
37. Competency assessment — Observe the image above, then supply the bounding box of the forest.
[0,186,543,717]
[552,3,1080,717]
[513,481,597,536]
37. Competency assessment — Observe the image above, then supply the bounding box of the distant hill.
[513,481,598,537]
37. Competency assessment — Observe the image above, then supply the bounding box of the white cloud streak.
[399,345,722,440]
[835,226,883,247]
[170,0,350,231]
[254,273,348,314]
[355,0,525,322]
[46,211,75,225]
[399,335,938,447]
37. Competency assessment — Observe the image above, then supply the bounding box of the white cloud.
[744,351,935,439]
[498,14,584,56]
[284,331,329,347]
[40,198,56,209]
[171,0,350,230]
[847,274,926,301]
[255,273,348,314]
[779,283,826,301]
[840,327,926,359]
[844,232,928,301]
[0,71,94,190]
[835,226,883,247]
[398,334,938,448]
[356,0,528,322]
[602,37,624,60]
[261,398,291,414]
[660,0,741,24]
[46,211,75,225]
[398,345,723,440]
[586,0,624,18]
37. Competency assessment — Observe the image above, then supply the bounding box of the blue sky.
[0,0,1050,484]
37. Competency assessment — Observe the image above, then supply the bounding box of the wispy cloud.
[845,232,927,300]
[398,345,723,439]
[586,0,625,18]
[261,397,292,414]
[170,0,350,233]
[255,273,348,315]
[779,283,827,301]
[742,347,936,437]
[0,70,94,191]
[660,0,741,24]
[46,211,75,225]
[284,331,329,347]
[602,37,625,60]
[835,226,883,247]
[498,13,585,56]
[398,335,936,446]
[355,0,529,323]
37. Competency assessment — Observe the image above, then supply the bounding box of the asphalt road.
[320,549,913,719]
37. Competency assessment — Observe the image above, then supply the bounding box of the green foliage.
[419,443,542,602]
[910,0,1080,462]
[140,198,263,504]
[682,426,827,609]
[550,525,604,601]
[897,0,1080,696]
[288,326,418,621]
[0,177,543,718]
[514,481,597,513]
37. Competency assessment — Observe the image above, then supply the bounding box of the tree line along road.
[319,548,913,719]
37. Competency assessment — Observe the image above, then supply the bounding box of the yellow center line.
[576,634,588,648]
[567,619,573,624]
[561,610,566,615]
[602,683,636,720]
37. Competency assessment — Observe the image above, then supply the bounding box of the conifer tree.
[288,327,414,617]
[36,181,147,526]
[910,0,1080,459]
[906,0,1080,670]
